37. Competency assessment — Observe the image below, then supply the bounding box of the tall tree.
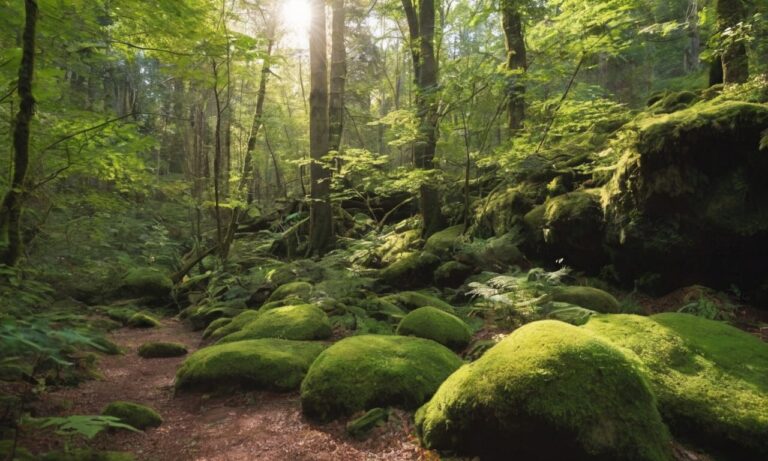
[501,0,527,132]
[329,0,347,163]
[308,0,333,254]
[401,0,446,237]
[716,0,749,84]
[0,0,38,266]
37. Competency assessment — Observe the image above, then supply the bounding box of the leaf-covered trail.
[30,319,433,461]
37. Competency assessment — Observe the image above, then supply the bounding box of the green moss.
[40,449,134,461]
[423,225,464,257]
[550,286,620,313]
[346,407,389,439]
[138,342,187,358]
[356,297,407,322]
[120,268,172,299]
[300,335,463,421]
[176,339,326,392]
[416,320,672,461]
[474,186,535,236]
[126,312,161,328]
[267,281,313,303]
[102,401,163,430]
[650,90,700,114]
[382,291,455,314]
[104,307,137,325]
[208,310,260,340]
[187,305,242,331]
[0,441,34,461]
[378,251,441,289]
[396,307,471,351]
[433,261,473,288]
[217,304,331,343]
[584,313,768,455]
[378,229,422,265]
[202,316,232,339]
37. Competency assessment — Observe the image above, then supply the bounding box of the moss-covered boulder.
[473,186,535,237]
[604,101,768,295]
[300,335,463,421]
[550,286,620,313]
[378,228,421,265]
[104,306,137,325]
[356,297,407,322]
[382,291,455,314]
[119,268,173,299]
[217,304,332,343]
[456,232,524,272]
[378,251,441,289]
[202,316,232,339]
[267,281,313,303]
[207,309,260,340]
[102,401,163,430]
[187,305,242,331]
[526,191,607,272]
[424,225,464,257]
[176,339,326,392]
[433,261,473,288]
[584,313,768,456]
[396,307,471,351]
[138,342,187,358]
[126,312,161,328]
[416,320,672,461]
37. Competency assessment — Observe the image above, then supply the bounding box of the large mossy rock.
[526,191,607,271]
[584,313,768,456]
[423,225,464,257]
[187,305,242,331]
[396,307,471,351]
[119,268,173,299]
[604,101,768,295]
[175,339,326,392]
[300,335,463,421]
[382,291,455,314]
[138,342,187,358]
[207,309,260,340]
[378,251,441,289]
[266,281,313,303]
[217,304,332,343]
[433,261,473,288]
[550,286,620,313]
[415,320,672,461]
[102,401,163,430]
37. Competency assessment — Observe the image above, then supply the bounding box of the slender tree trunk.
[0,0,37,266]
[329,0,347,171]
[716,0,749,84]
[402,0,446,238]
[212,59,225,256]
[308,0,333,254]
[502,1,527,132]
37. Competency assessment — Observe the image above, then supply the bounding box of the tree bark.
[401,0,446,238]
[716,0,749,84]
[0,0,37,266]
[308,0,333,254]
[329,0,347,171]
[501,1,527,132]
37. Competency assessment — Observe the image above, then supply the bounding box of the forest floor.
[25,319,436,461]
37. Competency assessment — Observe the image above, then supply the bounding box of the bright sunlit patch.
[280,0,312,49]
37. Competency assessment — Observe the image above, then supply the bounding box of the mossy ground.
[126,312,161,328]
[217,304,332,343]
[584,313,768,456]
[138,341,187,358]
[416,320,672,461]
[378,252,441,289]
[550,286,621,313]
[102,401,163,430]
[267,281,313,303]
[396,307,471,351]
[300,335,463,421]
[175,339,326,392]
[382,291,455,314]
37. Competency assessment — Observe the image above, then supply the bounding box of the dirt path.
[31,319,434,461]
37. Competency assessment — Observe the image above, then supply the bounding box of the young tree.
[401,0,446,237]
[0,0,37,266]
[329,0,347,164]
[308,0,333,254]
[501,0,527,133]
[716,0,749,84]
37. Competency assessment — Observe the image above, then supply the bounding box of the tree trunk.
[402,0,446,238]
[308,0,333,254]
[716,0,749,84]
[0,0,37,266]
[501,1,527,132]
[329,0,347,171]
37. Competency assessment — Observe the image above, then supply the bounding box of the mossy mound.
[176,339,326,392]
[396,307,471,351]
[550,286,620,313]
[604,101,768,295]
[584,313,768,456]
[456,232,524,272]
[217,304,332,343]
[202,316,232,339]
[474,186,535,237]
[300,335,463,421]
[378,228,422,265]
[382,291,455,314]
[126,312,161,328]
[104,306,137,325]
[187,305,242,331]
[424,225,464,257]
[356,297,407,322]
[378,251,441,289]
[267,281,313,303]
[0,441,34,461]
[138,342,187,358]
[102,401,163,430]
[208,310,260,340]
[433,261,473,288]
[119,268,172,299]
[415,320,672,461]
[40,449,134,461]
